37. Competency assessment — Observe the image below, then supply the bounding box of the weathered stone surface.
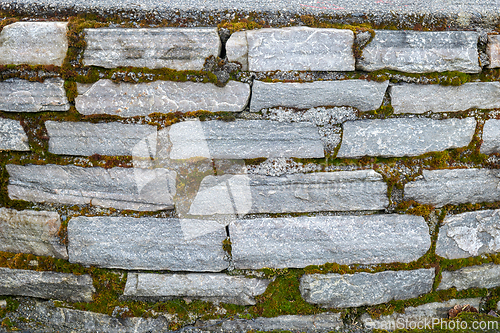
[0,267,94,302]
[226,31,248,70]
[0,208,67,259]
[6,164,176,211]
[250,80,388,112]
[436,209,500,259]
[337,117,476,158]
[75,79,250,116]
[122,273,269,305]
[390,82,500,114]
[0,78,69,112]
[0,118,29,151]
[0,22,68,66]
[188,170,388,216]
[300,269,435,308]
[46,121,157,157]
[168,120,324,159]
[487,35,500,68]
[68,216,228,271]
[83,27,221,70]
[358,30,480,73]
[405,169,500,207]
[230,215,431,269]
[438,264,500,291]
[481,119,500,154]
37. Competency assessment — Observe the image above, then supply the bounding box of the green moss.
[222,238,232,256]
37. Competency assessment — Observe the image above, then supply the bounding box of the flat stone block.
[0,118,29,151]
[226,31,248,70]
[438,264,500,291]
[487,35,500,68]
[481,119,500,154]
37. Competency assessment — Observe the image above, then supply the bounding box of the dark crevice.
[225,225,230,237]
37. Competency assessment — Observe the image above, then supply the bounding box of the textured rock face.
[487,35,500,68]
[226,31,248,70]
[0,208,67,259]
[0,267,94,302]
[300,269,435,308]
[438,264,500,291]
[405,169,500,207]
[75,80,250,117]
[230,215,430,269]
[68,216,228,271]
[0,118,29,151]
[250,80,388,112]
[168,120,324,159]
[390,83,500,114]
[337,117,476,158]
[358,30,480,73]
[481,119,500,154]
[0,22,68,66]
[0,78,69,112]
[6,164,176,211]
[436,209,500,259]
[83,27,221,70]
[46,121,157,157]
[123,273,269,305]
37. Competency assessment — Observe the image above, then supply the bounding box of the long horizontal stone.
[405,169,500,207]
[122,273,269,305]
[337,117,476,158]
[480,119,500,154]
[0,22,68,66]
[390,83,500,114]
[358,30,480,73]
[83,27,221,70]
[75,79,250,116]
[487,35,500,68]
[250,80,388,112]
[6,164,176,211]
[0,208,67,259]
[188,170,388,216]
[436,209,500,259]
[0,267,94,302]
[438,264,500,291]
[300,269,435,308]
[0,78,69,112]
[229,215,431,269]
[46,121,157,157]
[0,118,29,151]
[68,216,228,271]
[168,120,324,159]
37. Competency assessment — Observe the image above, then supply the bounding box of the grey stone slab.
[188,170,388,216]
[122,273,269,305]
[229,214,431,269]
[300,269,435,308]
[83,27,221,70]
[0,78,69,112]
[481,119,500,154]
[337,117,476,158]
[68,216,228,271]
[46,121,157,157]
[358,30,480,73]
[436,209,500,259]
[168,119,324,159]
[6,164,176,211]
[0,267,94,302]
[488,35,500,69]
[0,118,29,151]
[75,79,250,116]
[250,79,388,112]
[0,208,67,259]
[405,169,500,207]
[226,31,248,70]
[438,264,500,291]
[390,82,500,114]
[0,22,68,66]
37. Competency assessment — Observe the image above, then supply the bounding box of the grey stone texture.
[83,27,221,70]
[487,34,500,68]
[0,118,29,151]
[122,273,269,305]
[46,121,157,157]
[438,264,500,291]
[0,267,94,302]
[68,216,228,272]
[226,31,248,70]
[168,119,324,159]
[250,79,388,112]
[0,22,68,66]
[6,164,176,211]
[337,117,476,158]
[436,209,500,259]
[358,30,481,73]
[390,82,500,114]
[0,78,69,112]
[405,169,500,207]
[481,119,500,154]
[75,79,249,117]
[229,214,431,269]
[0,208,67,259]
[300,269,435,308]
